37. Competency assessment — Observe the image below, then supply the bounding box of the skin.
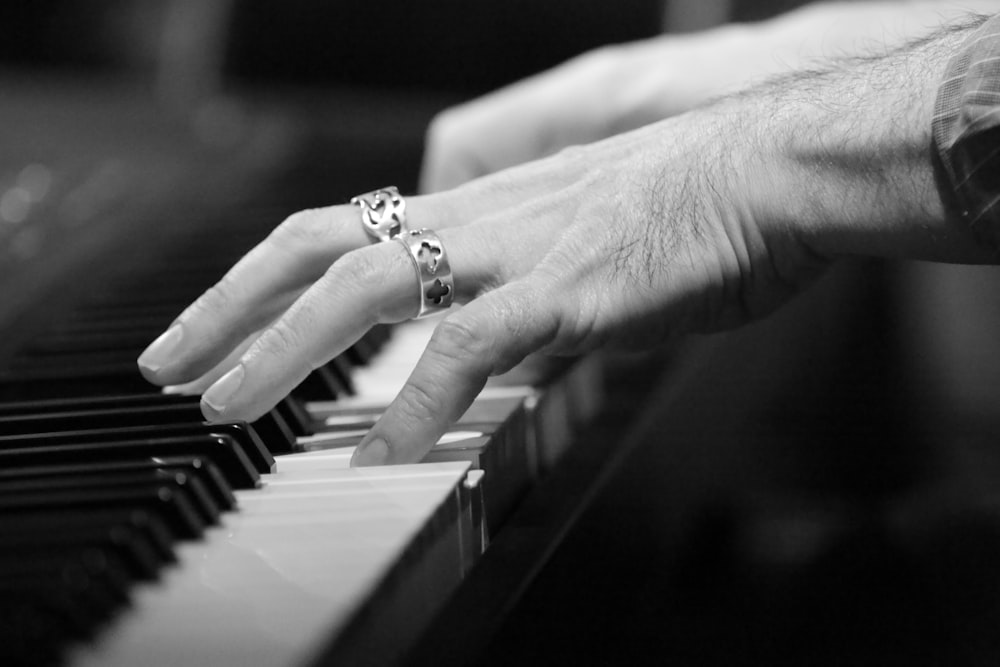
[420,1,1000,194]
[138,7,996,466]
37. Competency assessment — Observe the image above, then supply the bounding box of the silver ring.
[396,229,454,319]
[351,186,407,242]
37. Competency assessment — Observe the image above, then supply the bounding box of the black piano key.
[0,600,67,665]
[0,371,155,401]
[0,434,261,489]
[0,391,194,416]
[0,456,237,511]
[275,395,315,437]
[327,355,356,395]
[0,509,175,575]
[0,484,206,540]
[0,547,133,608]
[0,401,218,434]
[345,324,390,365]
[0,522,164,582]
[0,549,133,638]
[0,421,274,474]
[0,393,295,456]
[0,468,222,527]
[0,595,85,663]
[250,408,296,454]
[291,366,349,402]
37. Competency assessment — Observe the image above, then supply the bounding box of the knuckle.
[315,248,390,322]
[325,248,388,297]
[428,316,489,365]
[253,319,306,362]
[270,208,334,251]
[395,378,446,428]
[186,276,242,325]
[427,107,465,142]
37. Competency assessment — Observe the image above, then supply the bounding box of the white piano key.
[69,461,474,667]
[295,429,486,452]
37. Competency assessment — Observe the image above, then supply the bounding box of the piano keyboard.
[0,308,581,666]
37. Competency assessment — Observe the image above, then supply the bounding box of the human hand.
[139,8,1000,466]
[137,107,827,466]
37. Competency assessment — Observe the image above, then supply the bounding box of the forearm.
[606,1,1000,130]
[760,1,1000,65]
[725,15,996,265]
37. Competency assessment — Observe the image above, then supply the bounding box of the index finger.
[137,205,370,385]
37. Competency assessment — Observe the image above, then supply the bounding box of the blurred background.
[0,0,803,95]
[4,1,1000,665]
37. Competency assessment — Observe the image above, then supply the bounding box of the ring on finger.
[351,186,407,242]
[396,228,454,319]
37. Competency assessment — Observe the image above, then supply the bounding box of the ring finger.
[197,225,492,423]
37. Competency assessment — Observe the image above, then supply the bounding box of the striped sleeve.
[934,13,1000,249]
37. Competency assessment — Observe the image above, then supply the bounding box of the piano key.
[0,548,134,640]
[0,398,284,447]
[0,456,237,511]
[0,508,177,566]
[0,434,262,489]
[0,484,206,540]
[0,468,222,526]
[0,547,133,608]
[0,519,166,582]
[0,392,297,453]
[0,391,217,417]
[290,365,352,402]
[0,420,275,473]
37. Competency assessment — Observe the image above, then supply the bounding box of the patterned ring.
[351,186,407,242]
[396,228,454,319]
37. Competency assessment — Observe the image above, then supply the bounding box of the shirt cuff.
[934,13,1000,248]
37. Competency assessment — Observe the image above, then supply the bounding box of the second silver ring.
[396,228,454,319]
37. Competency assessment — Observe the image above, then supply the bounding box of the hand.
[138,12,991,467]
[137,108,826,466]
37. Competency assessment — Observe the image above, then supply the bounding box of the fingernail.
[201,364,245,418]
[351,438,389,467]
[138,325,184,373]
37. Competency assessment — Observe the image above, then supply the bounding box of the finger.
[138,165,592,388]
[161,328,262,396]
[196,225,503,424]
[137,205,368,385]
[138,196,455,385]
[351,280,561,466]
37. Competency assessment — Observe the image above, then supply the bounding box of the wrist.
[735,26,994,265]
